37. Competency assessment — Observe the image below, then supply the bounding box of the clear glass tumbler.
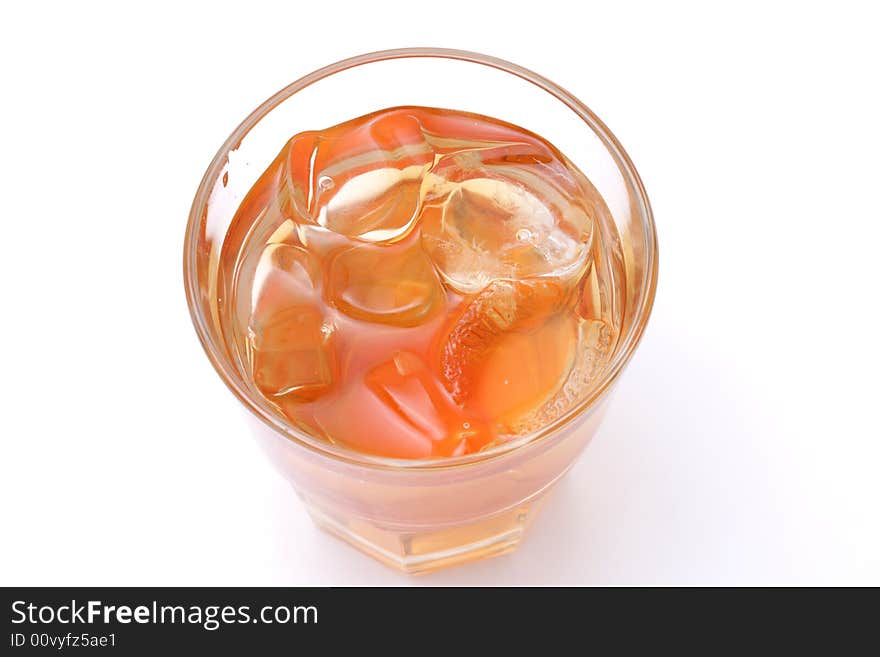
[184,48,658,573]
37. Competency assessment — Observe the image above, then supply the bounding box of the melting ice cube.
[420,143,594,293]
[248,244,335,400]
[284,110,436,243]
[313,351,493,458]
[325,240,443,327]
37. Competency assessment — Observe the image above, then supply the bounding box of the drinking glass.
[184,48,658,573]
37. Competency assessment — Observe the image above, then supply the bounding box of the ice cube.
[325,240,443,327]
[250,306,335,400]
[437,279,567,407]
[575,217,625,336]
[420,143,594,293]
[367,352,494,456]
[316,165,429,242]
[248,244,335,400]
[284,110,436,243]
[367,351,455,442]
[312,378,433,459]
[312,351,494,459]
[250,244,319,322]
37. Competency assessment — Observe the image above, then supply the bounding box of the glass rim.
[183,47,659,472]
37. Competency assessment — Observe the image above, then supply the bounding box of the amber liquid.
[221,107,624,460]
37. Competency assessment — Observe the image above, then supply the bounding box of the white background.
[1,1,878,586]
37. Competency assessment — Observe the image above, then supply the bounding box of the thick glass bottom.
[301,490,552,574]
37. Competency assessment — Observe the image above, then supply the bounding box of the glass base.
[302,492,551,574]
